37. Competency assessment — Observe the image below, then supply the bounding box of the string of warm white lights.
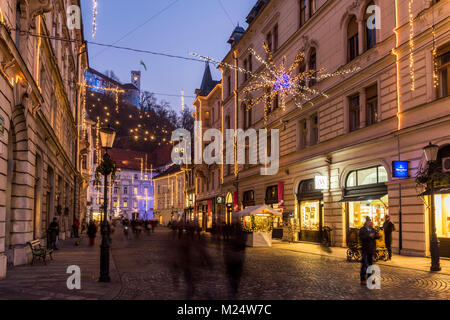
[408,0,415,91]
[92,0,98,39]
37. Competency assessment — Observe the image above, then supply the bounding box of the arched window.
[365,1,377,50]
[346,165,388,188]
[309,48,317,86]
[347,15,359,62]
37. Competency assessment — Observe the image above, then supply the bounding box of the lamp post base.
[430,234,441,272]
[99,224,111,283]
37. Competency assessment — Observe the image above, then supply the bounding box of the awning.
[338,193,387,203]
[235,204,282,218]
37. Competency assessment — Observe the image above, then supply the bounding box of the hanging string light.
[191,42,359,125]
[408,0,415,91]
[92,0,98,39]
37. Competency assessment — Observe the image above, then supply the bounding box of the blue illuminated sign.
[392,161,409,178]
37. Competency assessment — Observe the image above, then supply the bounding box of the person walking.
[359,217,380,285]
[72,218,80,238]
[87,220,98,247]
[382,215,395,260]
[81,219,87,234]
[48,217,60,250]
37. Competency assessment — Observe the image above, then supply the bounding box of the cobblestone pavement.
[112,228,450,300]
[0,227,448,300]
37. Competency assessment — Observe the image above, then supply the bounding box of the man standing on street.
[48,217,60,250]
[359,216,380,286]
[383,214,395,260]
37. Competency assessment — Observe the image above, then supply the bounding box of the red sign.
[233,191,239,212]
[207,200,212,216]
[278,181,284,207]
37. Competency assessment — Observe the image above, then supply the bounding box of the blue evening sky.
[80,0,255,112]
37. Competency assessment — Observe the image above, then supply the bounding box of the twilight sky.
[80,0,255,112]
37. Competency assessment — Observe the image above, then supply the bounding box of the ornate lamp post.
[98,126,116,282]
[423,142,441,272]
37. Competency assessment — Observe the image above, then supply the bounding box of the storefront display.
[434,193,450,238]
[300,201,320,231]
[348,195,388,228]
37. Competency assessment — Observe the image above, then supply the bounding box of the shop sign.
[392,161,409,178]
[315,176,328,190]
[216,196,225,204]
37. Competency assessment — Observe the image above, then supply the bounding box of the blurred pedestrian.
[87,220,98,247]
[383,215,395,260]
[223,222,247,299]
[359,216,380,285]
[48,217,59,250]
[72,217,80,238]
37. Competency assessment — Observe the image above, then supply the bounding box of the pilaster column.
[357,19,365,56]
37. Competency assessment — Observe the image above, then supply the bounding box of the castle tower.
[131,71,141,91]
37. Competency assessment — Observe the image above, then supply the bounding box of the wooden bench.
[27,240,53,265]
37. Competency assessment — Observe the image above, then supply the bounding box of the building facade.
[154,164,185,226]
[87,148,156,222]
[0,0,88,278]
[193,0,449,258]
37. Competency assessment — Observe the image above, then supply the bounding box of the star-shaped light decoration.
[191,42,360,124]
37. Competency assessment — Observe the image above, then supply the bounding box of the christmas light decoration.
[408,0,415,91]
[92,0,98,39]
[191,43,359,125]
[432,28,439,89]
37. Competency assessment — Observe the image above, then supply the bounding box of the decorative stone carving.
[28,0,53,29]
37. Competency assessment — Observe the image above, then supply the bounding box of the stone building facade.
[154,164,185,226]
[193,0,449,258]
[0,0,88,278]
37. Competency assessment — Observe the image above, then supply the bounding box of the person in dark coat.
[87,220,98,246]
[48,217,59,250]
[72,218,80,238]
[359,217,380,285]
[223,222,248,299]
[382,215,395,260]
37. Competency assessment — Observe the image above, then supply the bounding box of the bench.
[27,240,53,265]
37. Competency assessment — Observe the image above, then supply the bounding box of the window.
[364,2,377,50]
[243,103,252,129]
[134,201,138,208]
[227,75,232,97]
[114,187,118,194]
[346,166,388,187]
[309,49,317,86]
[265,185,278,204]
[248,54,253,73]
[212,172,215,191]
[299,119,307,149]
[298,62,306,87]
[82,155,87,170]
[134,187,138,194]
[243,59,248,82]
[310,114,318,145]
[273,24,279,52]
[266,31,273,53]
[300,0,306,27]
[366,84,378,126]
[349,95,360,132]
[309,0,315,18]
[437,46,450,98]
[123,199,128,207]
[134,174,138,180]
[347,16,359,62]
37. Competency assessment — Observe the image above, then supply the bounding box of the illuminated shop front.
[297,179,323,243]
[264,184,283,238]
[340,165,389,231]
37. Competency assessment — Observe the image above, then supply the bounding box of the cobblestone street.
[0,227,448,300]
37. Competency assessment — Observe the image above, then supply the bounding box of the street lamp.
[423,142,441,272]
[98,126,116,282]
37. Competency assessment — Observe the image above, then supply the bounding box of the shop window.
[346,165,388,188]
[364,1,377,51]
[300,201,320,231]
[434,194,450,238]
[347,16,359,62]
[437,45,450,98]
[366,84,378,126]
[349,195,388,228]
[299,0,306,28]
[349,94,360,132]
